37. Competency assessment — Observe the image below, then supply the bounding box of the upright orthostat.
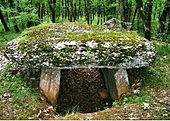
[5,23,155,106]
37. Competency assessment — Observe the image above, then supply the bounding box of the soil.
[40,87,170,120]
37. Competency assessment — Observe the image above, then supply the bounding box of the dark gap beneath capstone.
[56,68,112,114]
[127,68,143,87]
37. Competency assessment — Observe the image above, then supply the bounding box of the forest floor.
[1,86,170,120]
[0,31,170,119]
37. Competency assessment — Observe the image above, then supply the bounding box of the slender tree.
[119,0,132,28]
[48,0,57,23]
[0,8,10,32]
[158,0,170,33]
[135,0,153,40]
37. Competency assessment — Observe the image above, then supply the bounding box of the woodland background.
[0,0,170,41]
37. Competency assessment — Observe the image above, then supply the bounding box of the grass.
[0,64,40,119]
[0,31,19,49]
[141,42,170,88]
[0,65,37,103]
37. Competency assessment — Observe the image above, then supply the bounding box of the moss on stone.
[19,23,142,44]
[6,23,155,68]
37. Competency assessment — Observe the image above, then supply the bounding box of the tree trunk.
[64,0,67,19]
[73,2,77,22]
[119,0,131,29]
[8,0,20,32]
[119,0,126,21]
[48,0,56,23]
[135,0,153,40]
[52,0,56,23]
[0,9,10,32]
[131,5,137,28]
[144,0,153,40]
[97,5,101,25]
[158,0,170,33]
[168,16,170,33]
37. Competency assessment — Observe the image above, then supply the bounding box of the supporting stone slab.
[40,67,61,106]
[101,68,129,100]
[115,69,130,98]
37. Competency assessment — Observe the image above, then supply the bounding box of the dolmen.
[5,23,155,106]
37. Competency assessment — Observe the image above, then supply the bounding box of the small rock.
[146,113,151,118]
[166,107,170,112]
[94,112,97,115]
[47,106,54,111]
[158,99,164,103]
[163,56,167,59]
[4,93,11,98]
[162,114,168,117]
[2,100,6,103]
[28,117,33,120]
[143,103,150,110]
[133,89,140,95]
[25,104,29,107]
[0,54,9,71]
[129,117,139,120]
[86,116,93,120]
[8,98,13,102]
[37,110,43,118]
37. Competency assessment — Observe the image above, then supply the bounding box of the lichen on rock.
[5,23,155,70]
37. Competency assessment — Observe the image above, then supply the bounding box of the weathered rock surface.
[114,69,129,98]
[104,18,132,30]
[5,23,155,70]
[101,68,130,100]
[0,53,9,71]
[40,67,60,106]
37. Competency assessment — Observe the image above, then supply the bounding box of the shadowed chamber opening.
[56,68,112,114]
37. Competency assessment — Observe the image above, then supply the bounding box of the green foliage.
[0,64,39,104]
[136,42,170,89]
[155,42,170,56]
[0,31,19,49]
[112,101,119,106]
[155,34,170,43]
[123,95,152,104]
[19,23,140,43]
[0,0,40,31]
[112,94,152,109]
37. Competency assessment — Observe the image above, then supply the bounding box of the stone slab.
[40,67,60,106]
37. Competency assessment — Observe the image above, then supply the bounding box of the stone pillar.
[40,67,61,106]
[114,69,129,98]
[101,68,129,100]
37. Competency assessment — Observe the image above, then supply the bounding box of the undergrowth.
[141,42,170,88]
[0,64,40,119]
[0,31,19,49]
